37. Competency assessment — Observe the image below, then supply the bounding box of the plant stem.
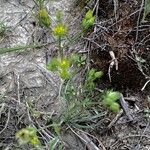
[0,42,53,55]
[58,36,63,60]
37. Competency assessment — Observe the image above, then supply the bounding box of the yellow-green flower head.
[29,135,40,146]
[59,58,70,69]
[38,8,51,27]
[16,127,40,146]
[53,23,67,37]
[16,129,30,144]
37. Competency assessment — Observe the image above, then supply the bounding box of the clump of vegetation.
[47,57,71,79]
[38,8,51,27]
[12,7,99,148]
[81,9,95,31]
[102,90,121,112]
[85,68,103,90]
[37,0,51,27]
[14,6,122,148]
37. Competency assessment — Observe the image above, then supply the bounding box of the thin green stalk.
[0,42,52,55]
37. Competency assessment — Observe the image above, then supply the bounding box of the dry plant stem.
[78,132,101,150]
[119,94,133,121]
[58,36,63,60]
[16,74,21,105]
[69,126,100,150]
[108,50,118,82]
[83,37,104,50]
[0,108,10,134]
[26,102,50,147]
[141,79,150,91]
[93,0,99,15]
[108,8,141,29]
[87,41,91,70]
[107,109,123,129]
[127,52,150,79]
[35,120,53,140]
[135,0,145,43]
[0,103,5,118]
[26,102,33,123]
[110,134,150,150]
[135,122,150,150]
[72,126,106,150]
[58,80,64,103]
[36,64,59,90]
[113,0,118,22]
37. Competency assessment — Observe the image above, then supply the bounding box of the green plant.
[70,54,86,67]
[56,67,104,126]
[47,57,71,79]
[38,8,51,27]
[36,0,51,27]
[81,10,95,31]
[46,11,70,79]
[102,90,121,112]
[85,68,103,90]
[52,22,68,59]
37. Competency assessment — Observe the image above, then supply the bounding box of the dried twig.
[135,0,145,43]
[36,64,60,90]
[69,126,101,150]
[113,0,118,22]
[134,122,150,150]
[78,132,100,150]
[0,108,10,134]
[107,110,123,129]
[110,134,150,150]
[141,79,150,91]
[0,103,5,118]
[16,74,20,105]
[119,94,133,121]
[108,51,118,82]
